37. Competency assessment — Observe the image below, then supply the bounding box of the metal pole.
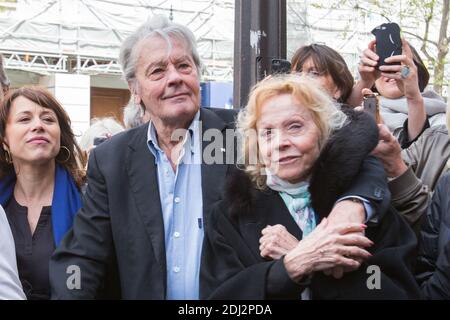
[233,0,287,108]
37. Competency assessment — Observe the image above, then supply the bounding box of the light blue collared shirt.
[147,111,203,300]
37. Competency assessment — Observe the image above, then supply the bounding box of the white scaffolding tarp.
[0,0,235,80]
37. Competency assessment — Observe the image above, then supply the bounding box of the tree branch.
[421,4,436,63]
[402,30,438,47]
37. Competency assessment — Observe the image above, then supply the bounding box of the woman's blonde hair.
[237,73,347,189]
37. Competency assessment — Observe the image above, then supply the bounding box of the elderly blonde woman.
[200,74,421,300]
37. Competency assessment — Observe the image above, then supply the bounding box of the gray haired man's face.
[132,35,200,128]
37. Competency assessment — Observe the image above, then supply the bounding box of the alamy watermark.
[169,120,284,174]
[66,265,81,290]
[366,265,381,290]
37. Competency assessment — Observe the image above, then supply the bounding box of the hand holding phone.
[270,59,291,75]
[371,22,402,68]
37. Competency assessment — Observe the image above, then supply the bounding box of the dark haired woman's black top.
[5,197,55,300]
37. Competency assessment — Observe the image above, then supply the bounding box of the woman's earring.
[4,149,13,164]
[56,146,71,163]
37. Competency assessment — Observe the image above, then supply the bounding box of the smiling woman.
[256,93,322,184]
[200,74,421,300]
[0,86,86,300]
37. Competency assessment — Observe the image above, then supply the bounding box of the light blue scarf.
[265,169,317,237]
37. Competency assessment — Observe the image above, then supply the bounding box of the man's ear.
[128,81,142,105]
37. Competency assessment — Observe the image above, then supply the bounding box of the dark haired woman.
[291,43,355,104]
[0,86,86,299]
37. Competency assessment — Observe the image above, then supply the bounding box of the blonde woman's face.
[256,93,321,183]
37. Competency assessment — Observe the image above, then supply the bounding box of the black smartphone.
[371,22,402,68]
[270,59,291,75]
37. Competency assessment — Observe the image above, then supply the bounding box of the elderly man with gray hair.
[49,15,238,299]
[49,16,391,300]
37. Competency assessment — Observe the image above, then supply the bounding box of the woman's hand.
[358,39,380,88]
[371,124,408,178]
[379,39,421,101]
[259,224,299,260]
[283,218,373,283]
[379,39,426,142]
[322,199,367,278]
[347,40,380,106]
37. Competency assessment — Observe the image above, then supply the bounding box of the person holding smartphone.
[355,36,446,148]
